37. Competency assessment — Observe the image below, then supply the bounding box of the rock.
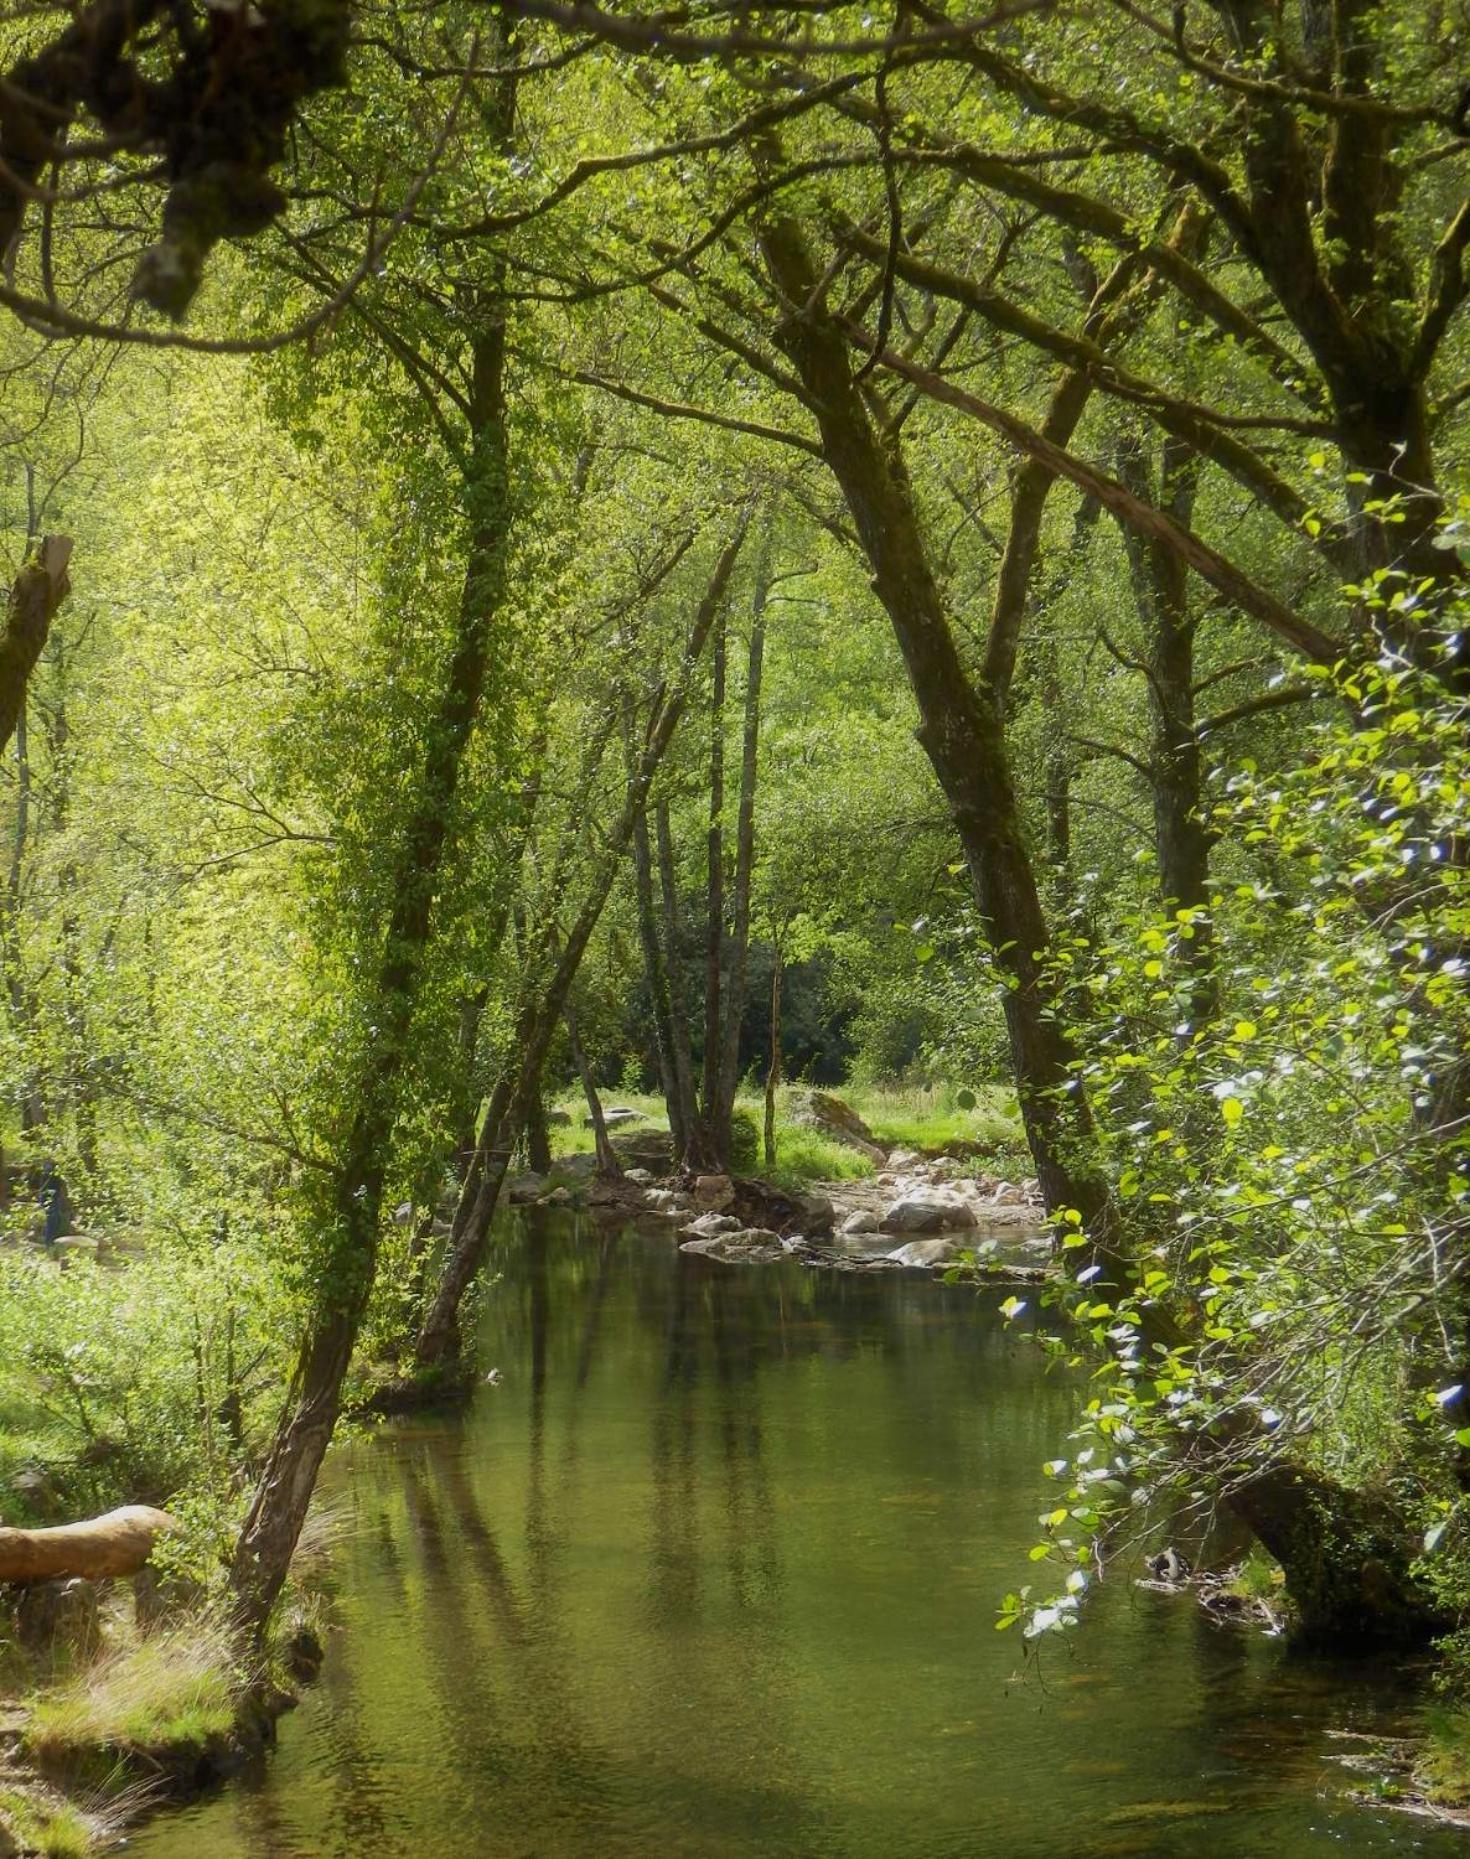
[556,1152,598,1180]
[842,1209,879,1235]
[882,1186,979,1233]
[612,1128,677,1172]
[507,1173,547,1205]
[546,1108,572,1126]
[10,1465,58,1514]
[12,1576,100,1653]
[793,1190,835,1233]
[52,1233,98,1255]
[887,1148,923,1171]
[885,1235,969,1268]
[541,1186,574,1206]
[392,1200,415,1225]
[643,1188,690,1217]
[680,1228,786,1264]
[624,1167,654,1185]
[681,1212,742,1239]
[599,1108,645,1129]
[787,1089,887,1163]
[693,1173,734,1210]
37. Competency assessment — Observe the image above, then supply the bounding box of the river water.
[131,1215,1464,1858]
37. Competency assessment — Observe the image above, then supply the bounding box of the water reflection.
[131,1214,1459,1859]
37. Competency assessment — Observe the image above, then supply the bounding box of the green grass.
[24,1619,238,1770]
[1416,1709,1470,1808]
[0,1784,95,1857]
[842,1080,1025,1155]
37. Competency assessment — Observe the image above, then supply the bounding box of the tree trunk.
[755,201,1126,1281]
[231,312,513,1636]
[691,607,727,1170]
[717,548,769,1136]
[415,518,750,1365]
[567,1001,621,1176]
[0,536,70,760]
[656,798,700,1151]
[764,936,783,1169]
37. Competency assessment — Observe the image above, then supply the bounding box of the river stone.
[793,1190,835,1233]
[882,1186,979,1233]
[541,1186,574,1206]
[612,1128,677,1172]
[887,1148,923,1170]
[693,1173,735,1210]
[594,1107,644,1129]
[643,1188,689,1216]
[624,1167,654,1185]
[885,1235,968,1268]
[680,1228,785,1264]
[507,1173,547,1205]
[682,1212,742,1239]
[842,1209,880,1235]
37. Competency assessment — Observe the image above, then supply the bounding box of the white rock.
[842,1209,880,1235]
[882,1186,979,1234]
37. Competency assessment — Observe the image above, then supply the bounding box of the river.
[130,1213,1464,1858]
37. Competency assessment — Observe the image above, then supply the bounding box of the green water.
[132,1217,1463,1858]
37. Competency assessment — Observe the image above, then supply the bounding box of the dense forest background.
[0,0,1468,1776]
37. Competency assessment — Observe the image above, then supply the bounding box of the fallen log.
[0,1505,174,1583]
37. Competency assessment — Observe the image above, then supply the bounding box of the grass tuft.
[24,1619,238,1770]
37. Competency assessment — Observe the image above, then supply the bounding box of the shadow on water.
[130,1210,1463,1859]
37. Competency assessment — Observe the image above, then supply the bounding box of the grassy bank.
[544,1079,1028,1187]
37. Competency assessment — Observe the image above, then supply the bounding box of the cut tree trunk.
[0,1506,173,1583]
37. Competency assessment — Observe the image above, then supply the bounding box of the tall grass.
[24,1618,238,1765]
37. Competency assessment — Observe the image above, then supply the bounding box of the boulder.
[887,1148,923,1171]
[546,1108,572,1127]
[541,1186,574,1206]
[600,1107,645,1129]
[392,1200,415,1225]
[507,1173,547,1205]
[794,1190,836,1233]
[624,1167,654,1185]
[612,1128,678,1172]
[556,1152,598,1180]
[841,1209,880,1236]
[882,1186,979,1234]
[12,1575,100,1652]
[787,1089,887,1163]
[693,1173,735,1210]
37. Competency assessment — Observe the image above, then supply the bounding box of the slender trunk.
[717,560,768,1134]
[567,1002,621,1176]
[416,518,750,1364]
[231,310,513,1634]
[764,937,783,1170]
[1117,437,1216,1024]
[656,799,700,1150]
[523,1076,553,1176]
[631,798,684,1153]
[692,609,727,1169]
